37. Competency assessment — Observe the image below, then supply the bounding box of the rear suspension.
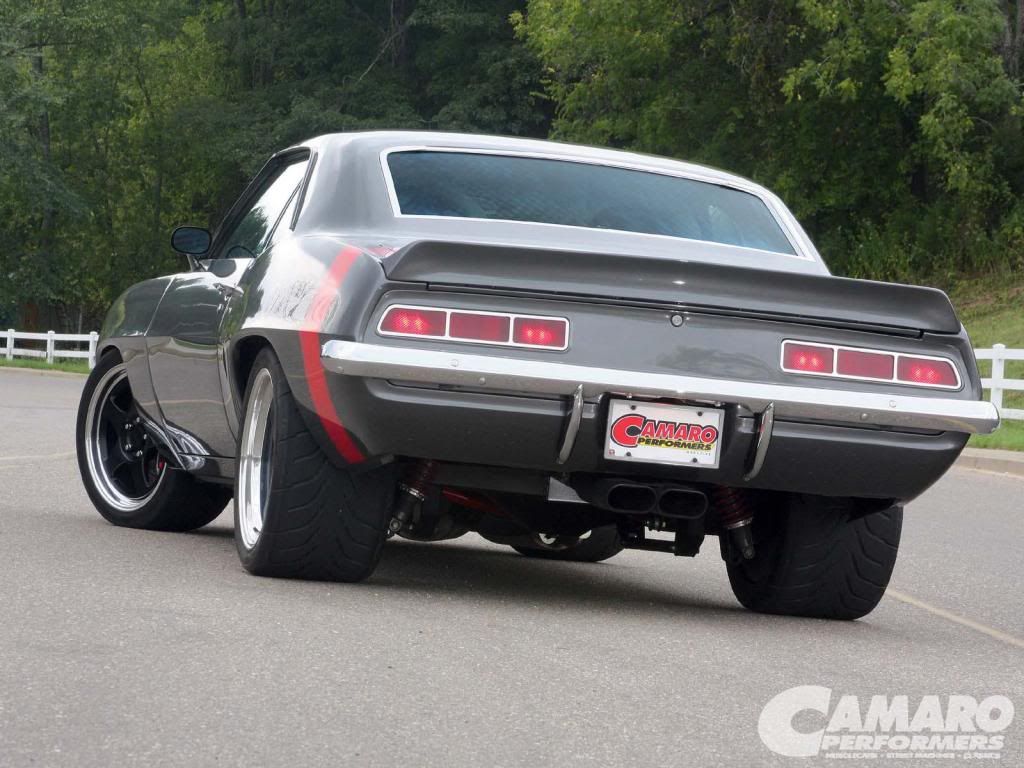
[389,460,438,534]
[711,486,756,561]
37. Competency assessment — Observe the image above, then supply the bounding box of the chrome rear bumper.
[321,341,1000,435]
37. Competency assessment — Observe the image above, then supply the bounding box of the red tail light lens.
[782,339,961,390]
[377,305,569,350]
[449,312,511,342]
[897,356,959,388]
[380,307,446,337]
[837,349,895,380]
[782,342,835,375]
[512,317,568,349]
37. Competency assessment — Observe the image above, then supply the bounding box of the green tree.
[517,0,1024,281]
[0,0,549,330]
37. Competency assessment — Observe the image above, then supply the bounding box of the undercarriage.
[384,458,893,565]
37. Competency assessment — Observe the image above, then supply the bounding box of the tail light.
[450,312,511,343]
[512,317,568,349]
[781,342,835,374]
[896,356,959,388]
[781,340,961,390]
[836,349,895,380]
[379,307,446,337]
[378,305,568,350]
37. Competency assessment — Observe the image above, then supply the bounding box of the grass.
[951,274,1024,451]
[0,357,91,375]
[969,419,1024,451]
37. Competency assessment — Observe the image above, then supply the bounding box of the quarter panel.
[220,235,393,468]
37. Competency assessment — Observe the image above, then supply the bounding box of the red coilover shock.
[710,486,756,560]
[389,460,438,534]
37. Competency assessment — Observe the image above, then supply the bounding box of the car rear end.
[322,241,994,501]
[311,136,998,620]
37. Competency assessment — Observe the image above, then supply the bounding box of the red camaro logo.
[610,413,720,451]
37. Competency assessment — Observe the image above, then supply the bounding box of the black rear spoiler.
[382,241,960,334]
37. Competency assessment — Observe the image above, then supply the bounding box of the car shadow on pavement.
[370,537,754,618]
[369,540,910,639]
[73,515,897,634]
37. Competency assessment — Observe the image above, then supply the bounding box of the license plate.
[605,400,724,469]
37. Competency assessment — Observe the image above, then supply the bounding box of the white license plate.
[604,400,724,469]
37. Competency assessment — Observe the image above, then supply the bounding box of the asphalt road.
[1,367,1021,768]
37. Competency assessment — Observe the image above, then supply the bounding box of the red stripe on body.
[299,245,365,464]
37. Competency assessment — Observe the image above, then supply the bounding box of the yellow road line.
[886,587,1024,650]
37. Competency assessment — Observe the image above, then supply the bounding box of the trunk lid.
[382,241,960,334]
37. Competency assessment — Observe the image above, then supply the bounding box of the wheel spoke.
[142,448,162,487]
[99,422,121,465]
[99,400,129,434]
[108,452,132,476]
[129,461,149,494]
[110,457,134,486]
[109,385,133,414]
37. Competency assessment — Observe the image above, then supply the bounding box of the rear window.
[386,151,796,255]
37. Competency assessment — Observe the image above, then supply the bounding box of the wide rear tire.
[726,494,902,620]
[233,347,394,582]
[76,350,231,531]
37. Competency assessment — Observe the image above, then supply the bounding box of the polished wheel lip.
[238,368,275,550]
[84,364,166,512]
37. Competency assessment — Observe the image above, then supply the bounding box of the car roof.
[290,130,827,276]
[302,130,760,192]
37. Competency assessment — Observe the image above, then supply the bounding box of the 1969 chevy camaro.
[75,132,999,620]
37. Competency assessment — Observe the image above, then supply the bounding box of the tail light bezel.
[377,304,570,351]
[780,339,962,391]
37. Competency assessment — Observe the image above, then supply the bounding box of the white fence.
[976,344,1024,421]
[0,329,1021,420]
[2,329,99,369]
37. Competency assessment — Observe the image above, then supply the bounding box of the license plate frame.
[604,399,724,469]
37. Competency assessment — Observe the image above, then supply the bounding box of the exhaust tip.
[607,484,657,514]
[658,489,708,520]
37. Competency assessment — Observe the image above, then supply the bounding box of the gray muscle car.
[75,131,999,620]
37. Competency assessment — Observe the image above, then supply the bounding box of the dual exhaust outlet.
[580,479,755,560]
[587,480,708,520]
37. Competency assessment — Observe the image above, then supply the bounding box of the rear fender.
[223,236,396,470]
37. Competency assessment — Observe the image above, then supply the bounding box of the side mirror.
[171,226,211,256]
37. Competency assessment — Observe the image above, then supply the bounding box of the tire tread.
[727,495,902,620]
[235,348,392,582]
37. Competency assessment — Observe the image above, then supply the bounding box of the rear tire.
[726,494,902,620]
[76,350,231,531]
[234,347,394,582]
[513,525,624,563]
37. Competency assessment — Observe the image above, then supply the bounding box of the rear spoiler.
[382,241,960,334]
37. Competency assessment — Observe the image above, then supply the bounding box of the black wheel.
[234,347,394,581]
[513,524,624,563]
[76,350,231,531]
[726,494,902,620]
